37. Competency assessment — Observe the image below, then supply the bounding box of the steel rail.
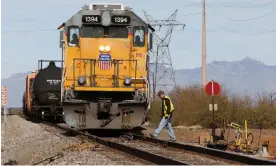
[46,123,188,165]
[130,133,276,165]
[21,114,276,165]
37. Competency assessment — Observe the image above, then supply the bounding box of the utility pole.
[144,10,185,101]
[202,0,207,87]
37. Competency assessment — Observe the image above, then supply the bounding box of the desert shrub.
[149,85,276,129]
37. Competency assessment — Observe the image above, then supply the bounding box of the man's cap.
[157,90,164,96]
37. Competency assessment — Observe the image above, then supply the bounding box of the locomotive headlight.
[99,45,105,51]
[124,77,132,86]
[78,76,86,85]
[99,45,111,52]
[105,45,111,51]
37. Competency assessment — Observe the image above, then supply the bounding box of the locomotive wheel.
[36,111,41,120]
[31,110,35,118]
[23,107,27,116]
[24,108,30,117]
[48,116,53,122]
[25,110,29,117]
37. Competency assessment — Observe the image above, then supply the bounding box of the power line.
[183,2,202,7]
[216,0,276,8]
[183,13,202,17]
[213,22,276,35]
[3,29,56,33]
[175,26,276,35]
[2,3,275,36]
[181,1,276,9]
[210,8,276,22]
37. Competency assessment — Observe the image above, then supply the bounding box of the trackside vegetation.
[149,85,276,130]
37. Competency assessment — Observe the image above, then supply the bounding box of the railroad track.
[42,123,186,165]
[127,133,276,165]
[104,136,235,165]
[36,121,276,165]
[19,115,276,165]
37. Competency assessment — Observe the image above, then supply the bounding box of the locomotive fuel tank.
[32,61,62,105]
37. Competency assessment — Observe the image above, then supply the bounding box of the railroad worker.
[70,33,79,45]
[135,35,143,47]
[149,90,176,142]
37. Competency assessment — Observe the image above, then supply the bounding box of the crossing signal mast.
[144,10,185,101]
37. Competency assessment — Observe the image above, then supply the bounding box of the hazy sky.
[1,0,276,78]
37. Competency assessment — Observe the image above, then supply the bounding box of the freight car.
[57,3,155,130]
[22,60,64,121]
[23,71,36,116]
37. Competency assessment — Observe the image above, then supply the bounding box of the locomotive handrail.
[136,61,150,100]
[61,47,68,102]
[61,60,74,102]
[62,58,150,104]
[62,61,74,83]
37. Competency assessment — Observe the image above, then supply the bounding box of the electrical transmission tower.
[144,10,185,101]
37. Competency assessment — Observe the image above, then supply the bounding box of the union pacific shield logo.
[98,54,112,70]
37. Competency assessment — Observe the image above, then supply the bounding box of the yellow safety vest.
[162,96,174,116]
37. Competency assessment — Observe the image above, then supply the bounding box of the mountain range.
[2,57,276,107]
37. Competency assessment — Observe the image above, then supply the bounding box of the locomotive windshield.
[81,26,104,38]
[108,27,128,38]
[80,25,128,38]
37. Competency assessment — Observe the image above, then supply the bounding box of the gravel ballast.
[1,115,150,165]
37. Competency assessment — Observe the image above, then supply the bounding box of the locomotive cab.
[58,3,154,130]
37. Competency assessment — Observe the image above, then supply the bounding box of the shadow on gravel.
[3,159,18,165]
[60,131,78,137]
[24,118,43,124]
[6,114,21,116]
[83,126,147,137]
[130,126,147,135]
[21,115,64,124]
[86,129,127,137]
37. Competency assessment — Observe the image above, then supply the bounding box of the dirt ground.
[141,125,276,157]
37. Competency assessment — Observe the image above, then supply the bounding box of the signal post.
[205,80,221,142]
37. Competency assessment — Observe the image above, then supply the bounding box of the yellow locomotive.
[57,3,154,129]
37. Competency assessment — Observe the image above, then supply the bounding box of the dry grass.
[149,85,276,130]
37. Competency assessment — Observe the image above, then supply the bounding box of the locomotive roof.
[57,3,155,32]
[86,3,132,11]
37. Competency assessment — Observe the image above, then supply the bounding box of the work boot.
[169,139,176,142]
[149,133,156,138]
[143,122,150,126]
